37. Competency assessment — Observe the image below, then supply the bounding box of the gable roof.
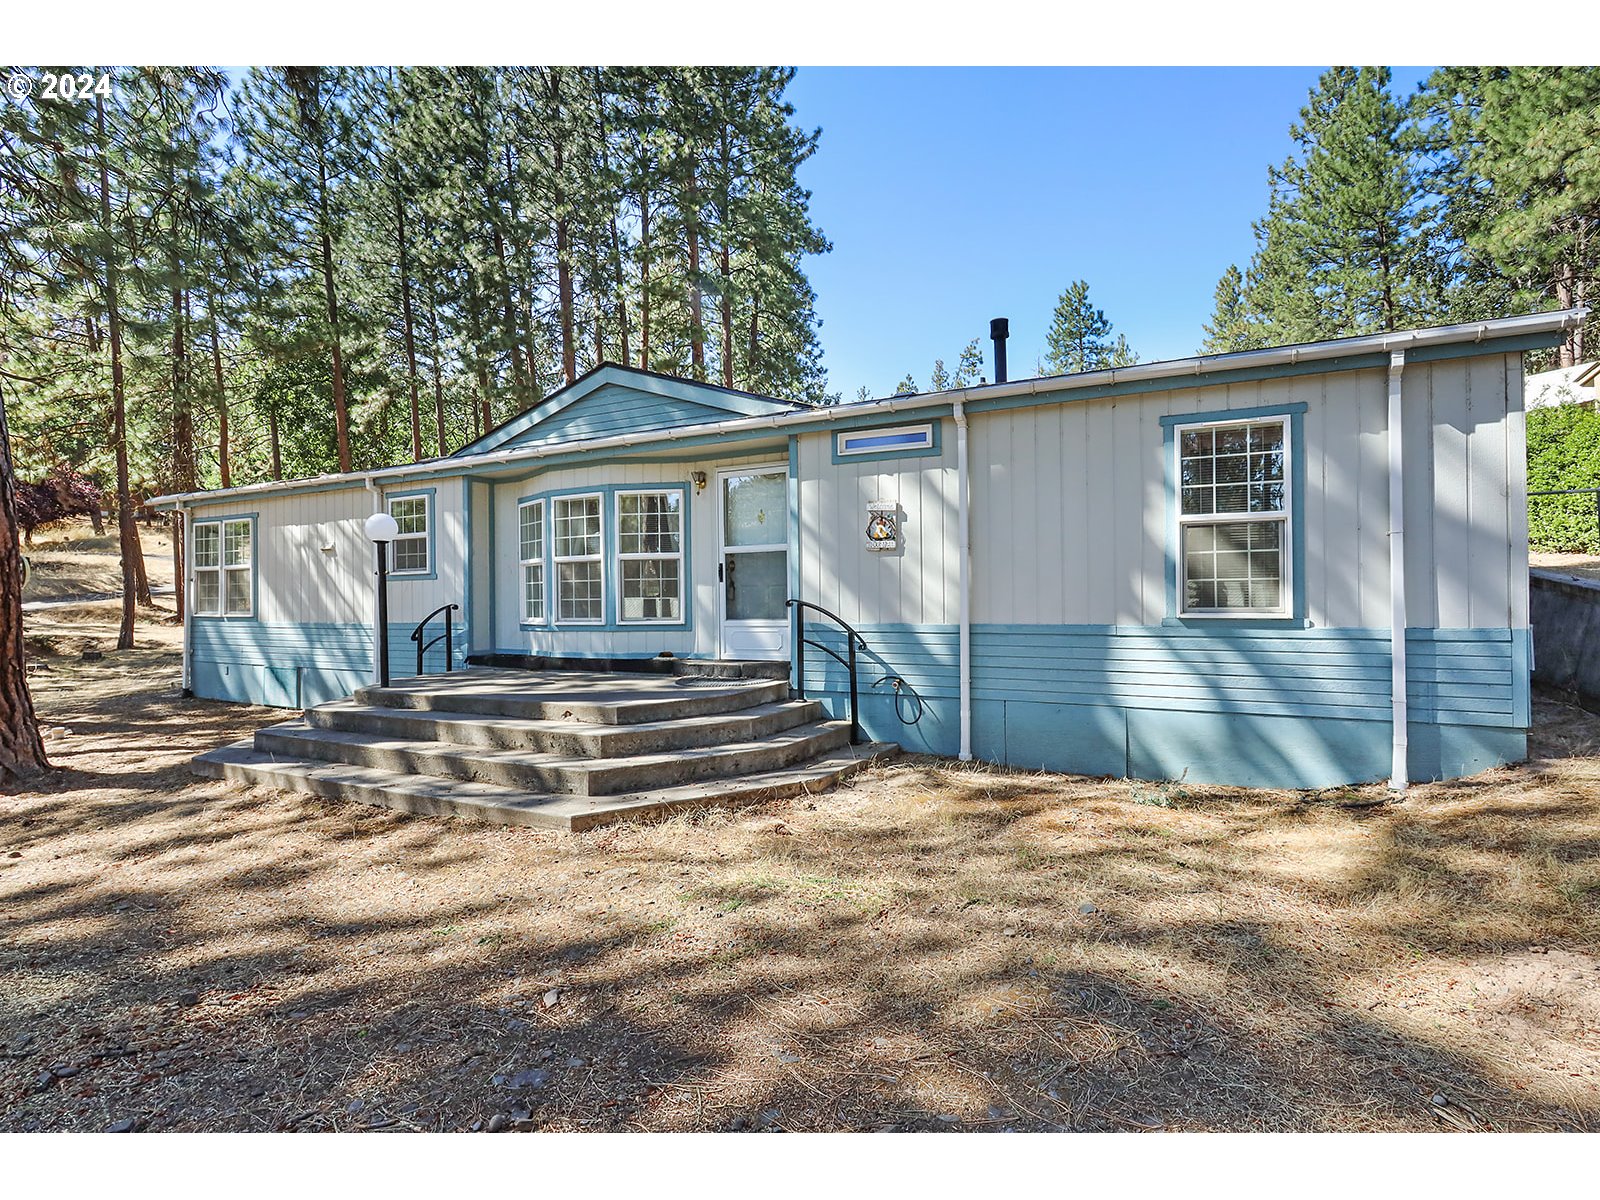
[452,362,813,457]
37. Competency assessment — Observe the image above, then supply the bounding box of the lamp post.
[364,511,399,687]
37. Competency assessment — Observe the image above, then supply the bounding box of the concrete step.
[253,719,854,797]
[192,739,899,833]
[304,698,827,758]
[354,673,789,725]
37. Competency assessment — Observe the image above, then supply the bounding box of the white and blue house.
[153,309,1586,792]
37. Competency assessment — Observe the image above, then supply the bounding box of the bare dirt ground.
[3,530,1598,1133]
[1530,551,1600,583]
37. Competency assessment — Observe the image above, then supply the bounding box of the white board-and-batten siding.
[185,481,468,707]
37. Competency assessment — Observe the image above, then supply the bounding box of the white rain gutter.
[954,396,973,761]
[147,309,1587,512]
[1387,348,1409,791]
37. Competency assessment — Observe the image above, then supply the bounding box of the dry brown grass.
[5,525,1597,1130]
[3,635,1597,1132]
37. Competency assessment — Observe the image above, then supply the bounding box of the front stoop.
[192,668,897,832]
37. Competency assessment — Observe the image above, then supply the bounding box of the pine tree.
[1413,66,1600,366]
[1199,264,1262,353]
[0,377,49,782]
[1045,280,1136,374]
[1245,67,1433,344]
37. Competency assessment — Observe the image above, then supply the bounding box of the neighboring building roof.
[150,308,1588,510]
[1525,361,1599,409]
[451,363,815,458]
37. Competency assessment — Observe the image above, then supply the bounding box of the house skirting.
[190,620,468,709]
[799,623,1530,789]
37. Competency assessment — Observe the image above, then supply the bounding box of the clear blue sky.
[785,66,1436,399]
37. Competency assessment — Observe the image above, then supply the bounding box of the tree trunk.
[432,355,447,457]
[268,409,282,480]
[477,365,491,437]
[210,302,230,488]
[314,144,352,473]
[687,167,705,379]
[394,183,422,461]
[1556,260,1579,368]
[96,94,138,652]
[0,381,49,782]
[720,240,734,389]
[556,206,576,384]
[591,69,630,367]
[748,282,760,378]
[171,287,194,621]
[639,187,652,371]
[491,223,527,397]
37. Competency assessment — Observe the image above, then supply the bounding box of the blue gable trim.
[453,365,803,457]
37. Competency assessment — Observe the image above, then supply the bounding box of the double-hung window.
[519,499,545,622]
[616,490,683,623]
[552,493,604,623]
[192,517,253,617]
[1176,417,1290,615]
[388,493,430,574]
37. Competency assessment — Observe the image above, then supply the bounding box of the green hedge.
[1527,404,1600,554]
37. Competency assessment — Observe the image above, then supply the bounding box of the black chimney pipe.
[990,317,1009,384]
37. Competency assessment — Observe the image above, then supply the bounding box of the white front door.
[717,466,790,661]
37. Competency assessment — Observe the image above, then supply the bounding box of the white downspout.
[178,502,192,695]
[1387,349,1408,791]
[954,396,972,761]
[366,479,384,686]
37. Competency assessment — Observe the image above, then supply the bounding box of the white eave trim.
[149,308,1587,510]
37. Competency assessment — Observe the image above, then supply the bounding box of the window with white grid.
[616,490,683,623]
[519,499,545,622]
[192,517,252,617]
[552,494,603,623]
[1176,418,1290,615]
[388,494,430,574]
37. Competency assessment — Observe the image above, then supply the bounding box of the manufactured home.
[153,309,1584,823]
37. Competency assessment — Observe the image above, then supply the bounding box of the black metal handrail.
[410,603,460,677]
[786,598,867,745]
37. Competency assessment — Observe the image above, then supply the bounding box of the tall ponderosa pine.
[1044,280,1137,374]
[1199,264,1262,354]
[0,379,49,782]
[1245,67,1434,344]
[1412,66,1600,366]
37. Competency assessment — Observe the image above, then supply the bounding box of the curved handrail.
[409,603,460,677]
[785,598,868,744]
[785,599,868,648]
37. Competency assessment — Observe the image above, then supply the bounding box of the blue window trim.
[190,511,260,623]
[385,486,437,581]
[831,419,942,464]
[514,482,694,634]
[1161,402,1309,629]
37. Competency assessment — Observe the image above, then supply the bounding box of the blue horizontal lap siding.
[190,620,467,709]
[498,386,735,450]
[797,622,1525,787]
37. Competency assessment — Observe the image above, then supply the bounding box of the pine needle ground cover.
[4,643,1596,1132]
